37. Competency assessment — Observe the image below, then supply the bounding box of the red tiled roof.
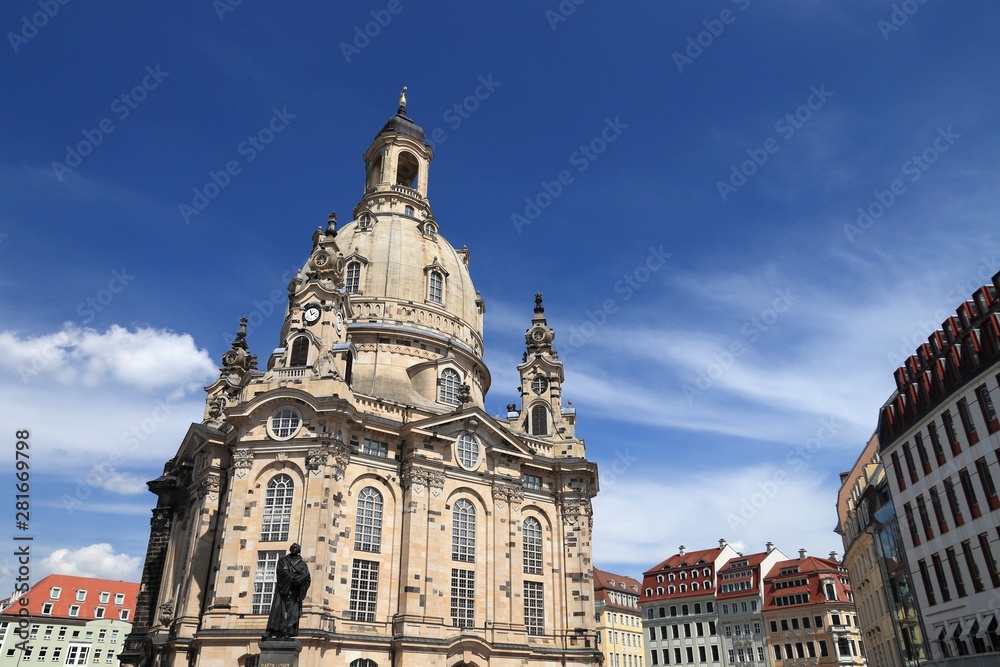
[2,574,139,621]
[715,550,771,600]
[762,556,854,611]
[641,547,724,602]
[594,567,641,611]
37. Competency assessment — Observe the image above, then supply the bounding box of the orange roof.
[762,556,854,611]
[715,550,771,600]
[594,566,641,611]
[641,547,724,602]
[2,574,139,621]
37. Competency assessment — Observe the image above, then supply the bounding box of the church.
[120,91,601,667]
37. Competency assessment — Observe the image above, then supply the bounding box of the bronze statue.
[264,543,311,639]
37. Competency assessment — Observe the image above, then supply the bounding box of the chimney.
[678,545,686,557]
[829,551,839,562]
[719,538,727,548]
[798,548,807,560]
[765,541,774,553]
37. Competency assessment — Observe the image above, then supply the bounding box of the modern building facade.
[594,568,644,667]
[0,575,138,667]
[122,96,601,667]
[761,552,866,667]
[837,434,927,667]
[876,272,1000,663]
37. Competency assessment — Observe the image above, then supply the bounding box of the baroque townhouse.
[761,553,865,667]
[640,543,740,667]
[716,546,787,667]
[0,575,138,667]
[594,568,644,667]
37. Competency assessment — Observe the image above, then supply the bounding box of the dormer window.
[404,205,414,217]
[428,270,443,304]
[345,261,361,293]
[439,368,461,405]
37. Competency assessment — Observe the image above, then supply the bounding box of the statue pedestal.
[258,638,302,667]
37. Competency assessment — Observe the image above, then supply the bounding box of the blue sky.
[1,2,999,591]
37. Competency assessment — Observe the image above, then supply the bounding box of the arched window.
[452,499,475,562]
[366,154,382,190]
[350,660,378,667]
[680,584,687,592]
[355,487,383,553]
[428,270,443,304]
[531,405,548,436]
[523,517,542,574]
[396,151,419,188]
[692,582,699,591]
[345,261,361,293]
[289,337,309,367]
[404,205,414,217]
[439,368,461,405]
[262,475,293,541]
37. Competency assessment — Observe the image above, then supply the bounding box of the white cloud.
[41,543,142,582]
[593,467,844,577]
[0,325,217,391]
[0,325,215,477]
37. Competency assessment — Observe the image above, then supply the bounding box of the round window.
[455,433,481,470]
[267,408,301,440]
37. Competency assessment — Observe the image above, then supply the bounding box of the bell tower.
[354,86,434,221]
[512,293,581,452]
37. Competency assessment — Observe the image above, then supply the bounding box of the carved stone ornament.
[232,448,253,478]
[151,507,172,531]
[427,470,445,497]
[402,463,444,496]
[561,500,581,526]
[492,481,525,508]
[306,447,328,474]
[331,439,350,480]
[158,600,174,625]
[198,473,221,500]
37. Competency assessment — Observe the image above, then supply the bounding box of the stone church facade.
[121,95,601,667]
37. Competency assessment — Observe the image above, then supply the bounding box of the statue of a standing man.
[264,543,311,639]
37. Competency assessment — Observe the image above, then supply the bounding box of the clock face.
[335,310,344,333]
[303,306,321,324]
[222,351,238,366]
[531,328,546,342]
[532,376,548,394]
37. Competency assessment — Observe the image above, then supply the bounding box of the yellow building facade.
[594,568,644,667]
[121,97,600,667]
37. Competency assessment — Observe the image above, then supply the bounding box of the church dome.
[378,110,426,143]
[336,213,483,358]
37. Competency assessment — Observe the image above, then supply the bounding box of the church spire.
[525,292,556,357]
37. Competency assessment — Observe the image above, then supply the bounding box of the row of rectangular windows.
[10,645,119,665]
[604,653,643,667]
[649,643,721,665]
[646,602,716,619]
[36,604,128,620]
[47,589,126,605]
[21,627,121,643]
[648,620,718,641]
[891,381,1000,493]
[902,451,1000,548]
[916,529,1000,606]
